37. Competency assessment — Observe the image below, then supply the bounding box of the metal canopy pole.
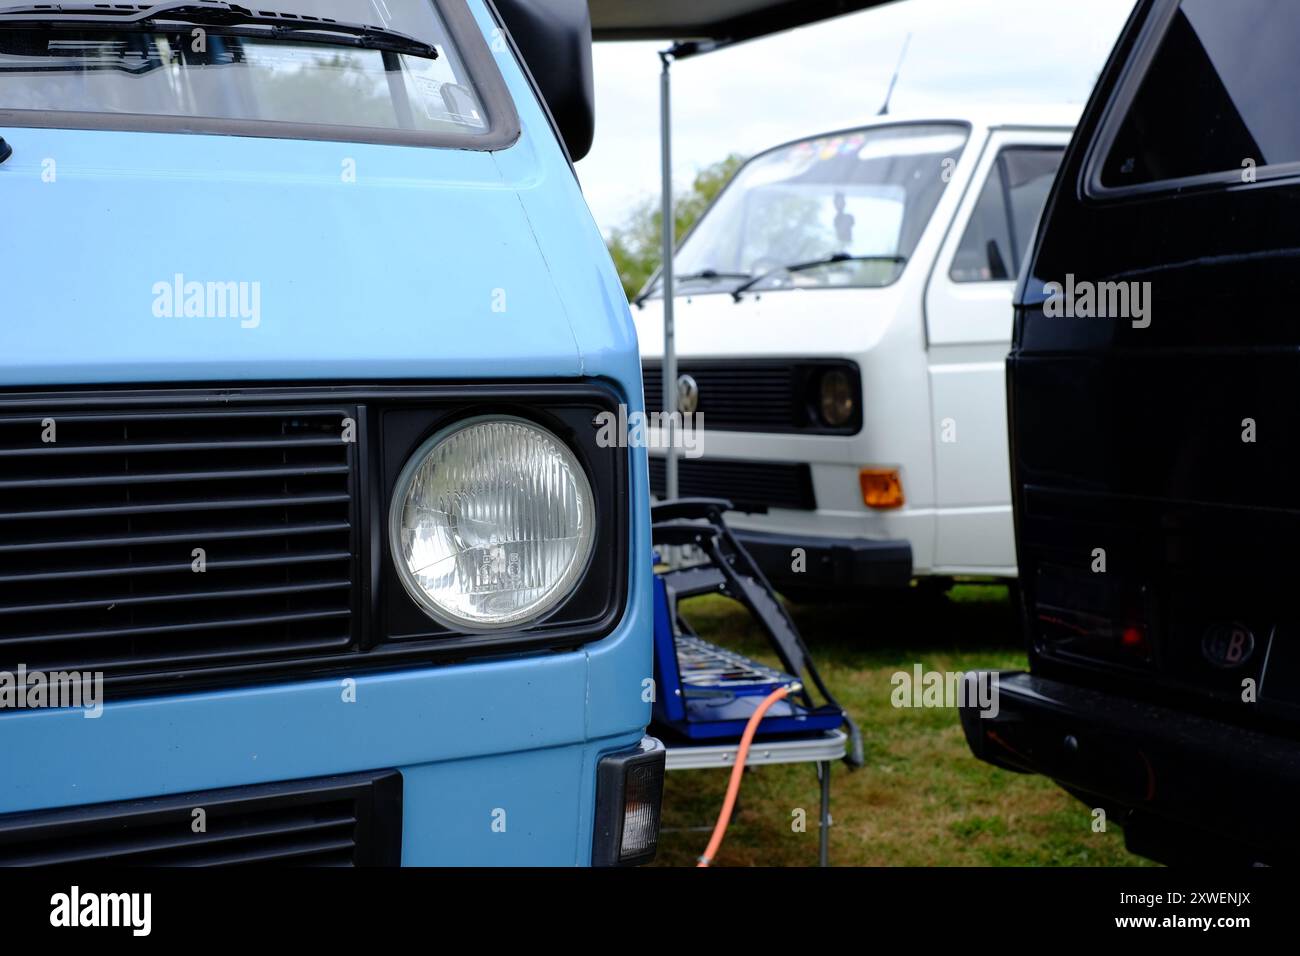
[658,47,679,502]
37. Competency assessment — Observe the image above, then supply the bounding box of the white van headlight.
[819,369,855,427]
[389,416,595,630]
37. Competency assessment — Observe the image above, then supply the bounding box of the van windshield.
[0,1,488,135]
[649,124,968,298]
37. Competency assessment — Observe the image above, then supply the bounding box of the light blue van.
[0,0,662,866]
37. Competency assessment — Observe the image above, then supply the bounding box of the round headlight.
[389,416,595,630]
[819,369,855,427]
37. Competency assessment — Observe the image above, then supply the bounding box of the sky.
[575,0,1137,235]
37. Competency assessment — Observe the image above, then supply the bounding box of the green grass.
[652,584,1151,867]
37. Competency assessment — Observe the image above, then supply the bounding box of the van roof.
[634,102,1081,303]
[743,104,1076,162]
[897,103,1082,130]
[772,104,1081,150]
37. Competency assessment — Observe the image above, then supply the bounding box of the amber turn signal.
[859,467,905,509]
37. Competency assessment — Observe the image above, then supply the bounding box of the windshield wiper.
[730,253,906,301]
[0,2,439,60]
[677,269,752,282]
[633,268,752,307]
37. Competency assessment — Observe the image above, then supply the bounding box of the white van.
[634,107,1077,601]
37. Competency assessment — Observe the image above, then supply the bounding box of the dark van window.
[1100,0,1300,189]
[950,147,1063,283]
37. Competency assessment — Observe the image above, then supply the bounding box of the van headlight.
[819,368,855,427]
[389,415,595,630]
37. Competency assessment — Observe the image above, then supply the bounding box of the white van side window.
[949,147,1063,283]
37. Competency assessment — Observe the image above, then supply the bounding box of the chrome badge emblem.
[676,373,699,415]
[1202,622,1256,669]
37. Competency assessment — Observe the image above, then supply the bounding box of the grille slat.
[0,491,352,522]
[2,812,359,866]
[0,404,359,682]
[61,634,355,674]
[0,436,345,457]
[168,835,360,867]
[0,408,352,426]
[0,771,402,867]
[0,520,351,554]
[0,579,351,616]
[2,608,353,645]
[0,550,352,585]
[0,463,350,490]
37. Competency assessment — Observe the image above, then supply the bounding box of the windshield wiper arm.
[633,268,751,307]
[730,253,906,301]
[678,269,752,282]
[0,2,439,59]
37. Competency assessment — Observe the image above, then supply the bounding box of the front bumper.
[0,634,654,865]
[961,671,1300,864]
[733,527,912,592]
[0,734,665,866]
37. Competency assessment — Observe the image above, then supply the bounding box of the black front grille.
[649,456,816,512]
[0,771,402,866]
[642,359,860,434]
[0,405,359,682]
[0,383,627,697]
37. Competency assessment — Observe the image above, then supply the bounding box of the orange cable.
[697,682,799,867]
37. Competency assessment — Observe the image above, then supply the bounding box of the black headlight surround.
[643,358,862,435]
[379,386,625,646]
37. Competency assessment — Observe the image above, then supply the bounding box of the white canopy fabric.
[589,0,890,53]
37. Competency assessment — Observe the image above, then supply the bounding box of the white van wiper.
[633,268,751,307]
[730,253,906,301]
[679,268,751,282]
[0,1,439,60]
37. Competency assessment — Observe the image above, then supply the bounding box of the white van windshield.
[0,1,489,137]
[651,123,968,297]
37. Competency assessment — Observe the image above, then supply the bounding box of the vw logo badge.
[1202,622,1255,669]
[676,373,699,415]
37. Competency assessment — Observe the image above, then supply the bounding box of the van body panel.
[924,127,1073,572]
[0,131,584,386]
[964,0,1300,864]
[635,287,903,357]
[0,649,647,864]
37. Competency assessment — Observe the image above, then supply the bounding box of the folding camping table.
[650,498,862,867]
[663,729,847,866]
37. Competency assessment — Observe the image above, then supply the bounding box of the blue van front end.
[0,0,659,865]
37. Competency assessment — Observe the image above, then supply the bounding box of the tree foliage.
[604,154,746,301]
